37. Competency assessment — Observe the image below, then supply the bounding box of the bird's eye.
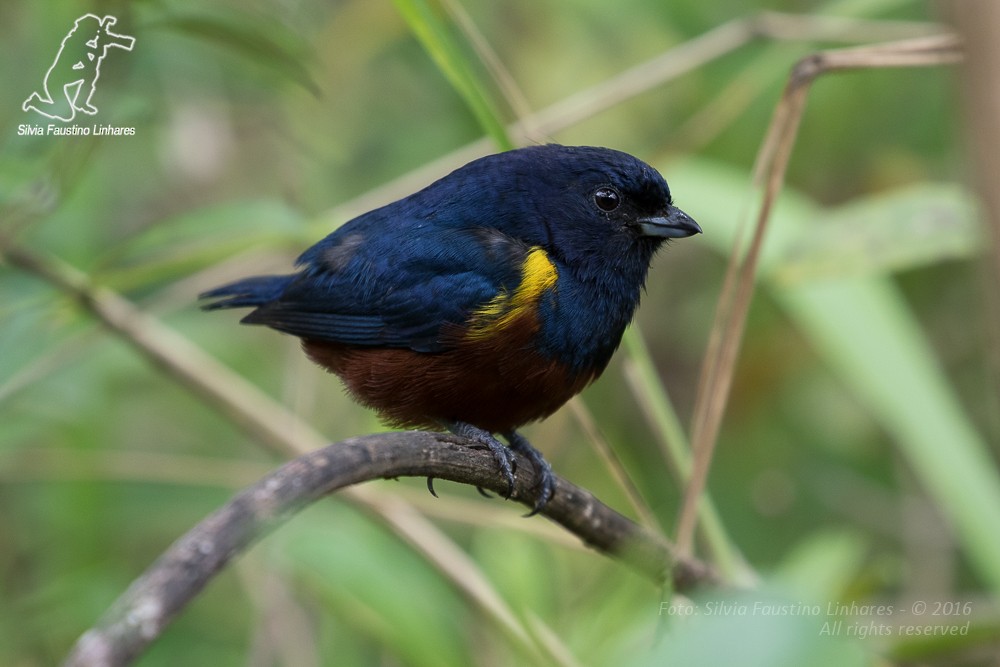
[593,187,621,212]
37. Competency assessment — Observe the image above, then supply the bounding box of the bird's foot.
[505,431,555,516]
[448,422,517,499]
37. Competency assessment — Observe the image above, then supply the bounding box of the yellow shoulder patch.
[466,246,558,339]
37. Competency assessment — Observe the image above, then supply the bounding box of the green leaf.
[773,530,868,601]
[641,588,869,667]
[281,503,470,667]
[150,14,319,95]
[772,184,984,284]
[95,199,305,289]
[667,158,1000,593]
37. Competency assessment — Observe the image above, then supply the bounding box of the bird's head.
[447,145,701,280]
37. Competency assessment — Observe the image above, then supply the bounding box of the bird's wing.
[240,221,532,353]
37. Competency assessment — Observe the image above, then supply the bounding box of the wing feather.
[239,222,532,353]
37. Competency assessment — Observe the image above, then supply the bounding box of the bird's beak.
[637,206,702,239]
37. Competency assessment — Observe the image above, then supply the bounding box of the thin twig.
[751,11,944,43]
[675,34,963,555]
[61,432,715,667]
[237,559,322,667]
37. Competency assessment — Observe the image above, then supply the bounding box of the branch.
[0,245,711,667]
[62,432,716,667]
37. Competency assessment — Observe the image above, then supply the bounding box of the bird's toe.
[506,431,556,515]
[449,422,516,498]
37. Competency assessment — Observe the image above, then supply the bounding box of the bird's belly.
[302,312,597,433]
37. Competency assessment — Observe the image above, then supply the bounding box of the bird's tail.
[199,274,294,311]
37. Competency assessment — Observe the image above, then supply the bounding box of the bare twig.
[675,34,963,554]
[61,432,715,667]
[751,11,944,43]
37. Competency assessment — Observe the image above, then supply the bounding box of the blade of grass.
[774,277,1000,593]
[392,0,512,150]
[438,0,542,143]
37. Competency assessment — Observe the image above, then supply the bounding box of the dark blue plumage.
[202,144,700,511]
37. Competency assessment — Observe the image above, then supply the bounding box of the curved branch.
[63,431,716,667]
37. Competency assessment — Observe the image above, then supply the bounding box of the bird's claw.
[449,422,516,498]
[506,431,556,516]
[482,437,517,499]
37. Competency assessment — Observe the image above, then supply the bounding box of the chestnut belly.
[302,336,597,434]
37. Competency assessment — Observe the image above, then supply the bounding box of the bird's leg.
[447,422,517,499]
[504,431,555,516]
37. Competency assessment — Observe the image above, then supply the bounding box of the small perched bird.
[202,144,700,513]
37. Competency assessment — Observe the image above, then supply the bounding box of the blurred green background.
[2,0,998,665]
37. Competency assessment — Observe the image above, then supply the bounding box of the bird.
[201,144,700,514]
